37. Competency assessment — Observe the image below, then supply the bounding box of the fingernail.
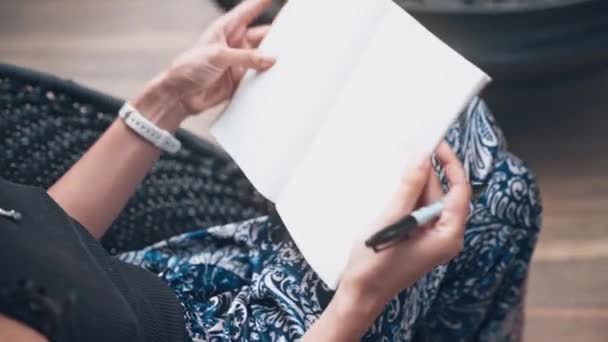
[260,56,276,68]
[414,155,431,169]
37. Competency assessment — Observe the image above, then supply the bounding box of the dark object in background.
[0,63,273,254]
[215,0,285,25]
[213,0,608,82]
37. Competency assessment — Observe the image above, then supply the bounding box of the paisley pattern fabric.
[119,97,542,342]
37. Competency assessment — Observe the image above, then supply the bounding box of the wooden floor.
[1,1,607,340]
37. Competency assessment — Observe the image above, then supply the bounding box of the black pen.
[365,200,444,252]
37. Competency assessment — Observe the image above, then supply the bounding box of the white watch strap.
[118,103,181,154]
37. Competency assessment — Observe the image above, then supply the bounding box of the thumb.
[218,47,275,71]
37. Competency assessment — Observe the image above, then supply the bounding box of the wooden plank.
[0,0,222,99]
[525,312,608,342]
[527,258,608,307]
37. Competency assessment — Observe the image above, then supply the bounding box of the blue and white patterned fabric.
[119,97,542,342]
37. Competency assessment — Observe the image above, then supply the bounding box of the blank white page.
[211,0,386,201]
[276,1,490,288]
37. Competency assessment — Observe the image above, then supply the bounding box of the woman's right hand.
[340,141,470,305]
[303,142,471,341]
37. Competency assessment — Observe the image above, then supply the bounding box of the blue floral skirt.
[119,98,542,342]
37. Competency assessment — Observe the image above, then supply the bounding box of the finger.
[231,65,247,84]
[225,0,272,32]
[417,166,442,207]
[227,24,248,47]
[435,142,471,234]
[246,25,271,48]
[241,33,253,50]
[219,47,275,70]
[230,30,253,51]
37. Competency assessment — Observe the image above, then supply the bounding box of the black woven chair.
[0,63,274,254]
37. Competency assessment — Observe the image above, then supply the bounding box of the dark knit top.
[0,177,186,342]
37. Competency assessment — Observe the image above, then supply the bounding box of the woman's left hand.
[50,0,277,239]
[303,142,470,341]
[139,0,276,123]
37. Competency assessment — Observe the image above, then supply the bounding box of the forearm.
[48,77,187,239]
[302,286,384,342]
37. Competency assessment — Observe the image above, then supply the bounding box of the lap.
[120,97,541,342]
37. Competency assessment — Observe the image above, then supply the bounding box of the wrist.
[322,285,385,339]
[132,74,188,133]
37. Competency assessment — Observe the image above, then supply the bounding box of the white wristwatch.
[118,103,181,154]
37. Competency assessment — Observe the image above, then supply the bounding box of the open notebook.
[211,0,490,288]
